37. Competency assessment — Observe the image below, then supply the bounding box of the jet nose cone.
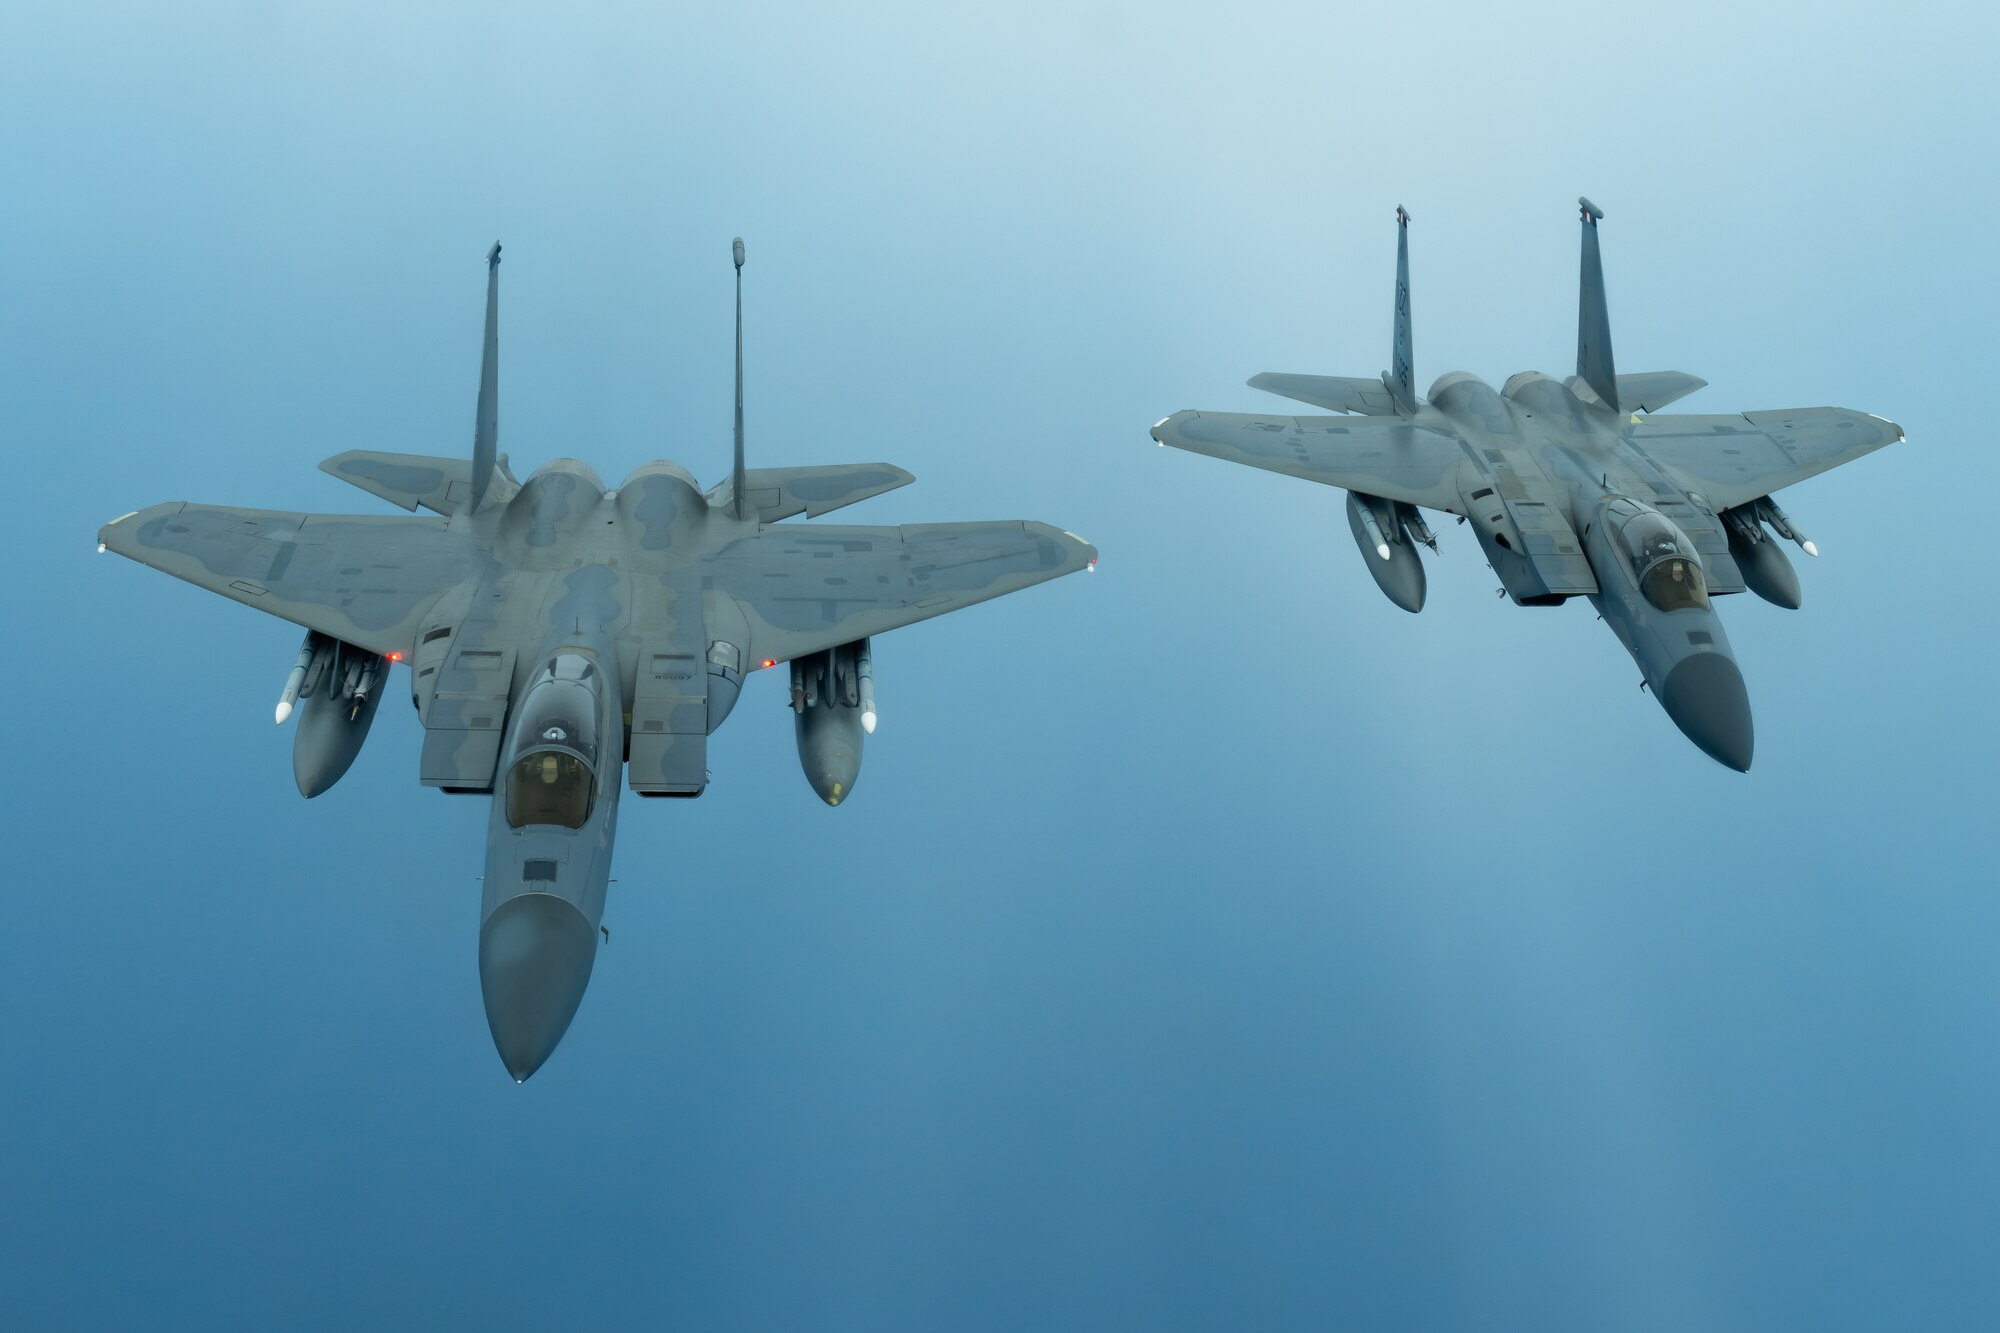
[478,894,599,1082]
[1659,652,1755,772]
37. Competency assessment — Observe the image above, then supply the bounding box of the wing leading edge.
[708,520,1095,666]
[1628,408,1905,511]
[98,502,478,657]
[1151,409,1466,512]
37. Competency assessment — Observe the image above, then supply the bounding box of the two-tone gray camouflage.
[1152,199,1905,771]
[100,240,1095,1080]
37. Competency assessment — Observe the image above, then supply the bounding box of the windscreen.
[505,750,595,830]
[1640,556,1709,612]
[1616,510,1710,612]
[502,652,603,829]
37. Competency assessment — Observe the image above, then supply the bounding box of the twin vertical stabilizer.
[469,242,502,512]
[1252,199,1645,420]
[447,237,908,527]
[732,237,748,520]
[1383,206,1417,414]
[1575,198,1619,411]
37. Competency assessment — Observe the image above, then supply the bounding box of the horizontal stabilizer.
[1616,371,1707,413]
[711,463,916,524]
[320,451,514,516]
[1248,373,1402,416]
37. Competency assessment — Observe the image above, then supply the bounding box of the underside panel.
[628,643,708,796]
[1627,408,1904,510]
[708,520,1095,667]
[98,502,474,659]
[1151,410,1467,512]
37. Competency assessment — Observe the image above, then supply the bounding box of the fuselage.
[479,644,623,1081]
[96,237,1100,1083]
[420,459,754,1079]
[1414,371,1754,769]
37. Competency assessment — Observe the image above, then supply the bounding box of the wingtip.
[1150,410,1190,445]
[1040,524,1098,571]
[96,506,155,550]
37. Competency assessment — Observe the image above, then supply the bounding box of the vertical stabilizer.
[731,237,747,521]
[1382,206,1416,414]
[1575,199,1619,410]
[470,242,501,512]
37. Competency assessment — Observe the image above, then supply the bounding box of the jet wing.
[1151,410,1466,511]
[1627,408,1905,510]
[98,502,478,657]
[707,520,1095,664]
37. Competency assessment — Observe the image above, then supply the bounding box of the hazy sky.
[5,2,1997,1328]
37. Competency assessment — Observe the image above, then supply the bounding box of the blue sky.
[5,2,1996,1328]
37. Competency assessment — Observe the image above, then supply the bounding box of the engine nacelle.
[791,639,870,806]
[287,634,388,797]
[1345,491,1427,612]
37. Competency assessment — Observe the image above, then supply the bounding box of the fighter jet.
[98,240,1096,1080]
[1151,200,1905,771]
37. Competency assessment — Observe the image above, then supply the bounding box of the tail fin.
[1575,198,1619,410]
[469,242,501,511]
[1383,206,1416,413]
[731,237,747,520]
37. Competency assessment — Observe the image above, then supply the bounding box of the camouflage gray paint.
[1152,200,1905,770]
[99,240,1096,1080]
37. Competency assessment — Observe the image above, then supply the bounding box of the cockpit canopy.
[1605,501,1709,612]
[506,750,594,830]
[504,653,602,830]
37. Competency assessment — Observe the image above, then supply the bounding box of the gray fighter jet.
[99,240,1096,1080]
[1151,200,1905,770]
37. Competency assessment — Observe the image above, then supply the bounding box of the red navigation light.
[760,659,777,669]
[386,651,403,662]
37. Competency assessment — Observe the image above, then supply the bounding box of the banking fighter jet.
[1151,200,1904,770]
[99,240,1096,1079]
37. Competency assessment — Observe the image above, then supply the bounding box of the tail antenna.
[470,242,501,512]
[731,237,748,520]
[1383,206,1416,414]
